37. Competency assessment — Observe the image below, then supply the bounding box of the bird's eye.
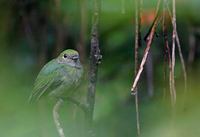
[63,54,67,58]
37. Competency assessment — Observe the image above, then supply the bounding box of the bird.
[29,49,83,103]
[29,49,83,137]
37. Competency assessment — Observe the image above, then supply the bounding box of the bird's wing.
[29,60,64,103]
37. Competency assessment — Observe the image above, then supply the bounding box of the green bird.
[29,49,83,103]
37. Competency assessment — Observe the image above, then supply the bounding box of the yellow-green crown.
[59,49,79,57]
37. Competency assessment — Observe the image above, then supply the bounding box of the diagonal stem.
[131,14,161,94]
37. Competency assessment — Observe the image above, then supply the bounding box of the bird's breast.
[62,66,82,85]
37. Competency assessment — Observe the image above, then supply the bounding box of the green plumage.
[29,49,83,102]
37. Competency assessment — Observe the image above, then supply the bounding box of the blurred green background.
[0,0,200,137]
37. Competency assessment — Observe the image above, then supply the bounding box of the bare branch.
[175,32,187,90]
[144,0,161,42]
[166,2,187,93]
[131,14,161,94]
[162,0,173,105]
[170,0,177,105]
[86,0,101,136]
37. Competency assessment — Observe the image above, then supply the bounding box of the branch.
[166,2,187,93]
[131,14,161,94]
[86,0,101,133]
[162,0,173,105]
[53,99,66,137]
[144,0,161,42]
[170,0,177,106]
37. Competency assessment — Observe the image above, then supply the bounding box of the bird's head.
[57,49,82,69]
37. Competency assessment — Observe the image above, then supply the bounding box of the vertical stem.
[171,0,177,106]
[53,99,65,137]
[166,3,187,93]
[170,1,177,127]
[86,0,101,135]
[135,93,140,136]
[134,0,141,135]
[162,0,173,104]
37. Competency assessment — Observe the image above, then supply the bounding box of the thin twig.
[134,0,142,135]
[170,0,177,106]
[131,13,161,94]
[131,0,162,94]
[156,0,161,14]
[162,0,173,104]
[144,0,161,42]
[135,93,140,136]
[53,99,65,137]
[166,2,187,93]
[175,32,187,90]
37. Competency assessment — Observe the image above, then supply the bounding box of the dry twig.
[162,0,173,104]
[166,3,187,93]
[131,14,161,94]
[170,0,177,105]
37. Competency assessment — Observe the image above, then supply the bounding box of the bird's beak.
[72,56,79,61]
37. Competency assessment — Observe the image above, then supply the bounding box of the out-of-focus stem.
[53,99,65,137]
[134,0,142,135]
[86,0,101,136]
[171,0,177,106]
